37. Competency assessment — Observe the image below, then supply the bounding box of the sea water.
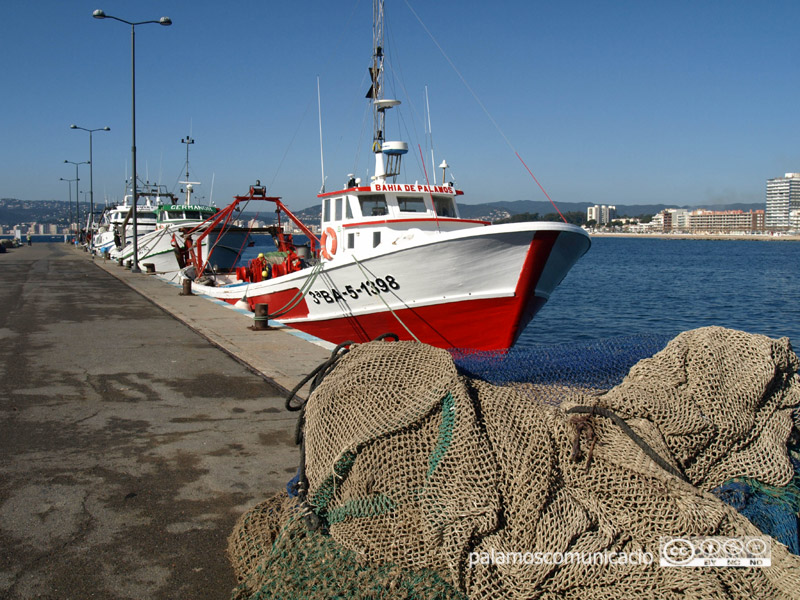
[241,235,800,348]
[525,236,800,347]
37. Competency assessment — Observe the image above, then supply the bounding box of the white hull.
[185,222,589,350]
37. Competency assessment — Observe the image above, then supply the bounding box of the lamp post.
[70,124,110,232]
[64,160,89,239]
[93,9,172,272]
[59,177,77,239]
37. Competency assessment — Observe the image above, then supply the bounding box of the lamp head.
[92,9,106,19]
[103,126,110,131]
[70,124,77,129]
[159,17,172,26]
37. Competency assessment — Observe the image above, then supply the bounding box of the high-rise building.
[586,204,616,225]
[766,173,800,230]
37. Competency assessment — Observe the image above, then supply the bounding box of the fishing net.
[229,327,800,599]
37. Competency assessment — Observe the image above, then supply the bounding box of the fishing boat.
[114,182,251,278]
[90,184,167,256]
[183,0,590,351]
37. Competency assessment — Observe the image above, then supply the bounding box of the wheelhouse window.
[335,197,343,221]
[397,196,426,213]
[138,211,157,220]
[322,198,331,222]
[184,211,203,220]
[433,195,456,218]
[359,194,388,217]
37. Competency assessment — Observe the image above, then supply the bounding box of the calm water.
[521,237,799,347]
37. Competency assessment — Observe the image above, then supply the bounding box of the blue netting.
[451,334,673,391]
[713,450,800,555]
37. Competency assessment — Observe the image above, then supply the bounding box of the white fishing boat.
[114,182,251,278]
[183,0,590,351]
[90,185,167,256]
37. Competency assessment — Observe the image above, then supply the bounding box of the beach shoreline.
[589,232,800,241]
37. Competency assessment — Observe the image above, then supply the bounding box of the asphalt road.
[0,243,301,599]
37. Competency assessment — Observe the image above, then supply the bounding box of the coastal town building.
[651,209,688,232]
[687,209,765,233]
[586,204,616,225]
[650,208,764,233]
[766,172,800,230]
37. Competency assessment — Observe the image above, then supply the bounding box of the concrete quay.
[0,243,331,599]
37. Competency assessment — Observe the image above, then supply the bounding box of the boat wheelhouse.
[178,0,590,351]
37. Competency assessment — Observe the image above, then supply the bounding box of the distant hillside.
[0,198,68,227]
[284,200,765,223]
[1,196,765,228]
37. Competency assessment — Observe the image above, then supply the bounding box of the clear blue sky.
[2,0,799,211]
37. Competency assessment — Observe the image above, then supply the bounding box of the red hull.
[223,231,559,350]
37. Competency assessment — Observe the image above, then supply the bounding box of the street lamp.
[59,177,77,239]
[93,9,172,272]
[64,160,89,239]
[70,124,110,233]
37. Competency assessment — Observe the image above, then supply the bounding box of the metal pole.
[60,178,75,238]
[75,162,81,238]
[130,22,140,272]
[70,125,109,236]
[92,10,171,269]
[88,131,94,229]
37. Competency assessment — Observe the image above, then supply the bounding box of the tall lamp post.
[59,177,77,240]
[93,9,172,272]
[64,160,89,239]
[70,124,110,233]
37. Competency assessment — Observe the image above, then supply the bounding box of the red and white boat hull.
[188,222,589,350]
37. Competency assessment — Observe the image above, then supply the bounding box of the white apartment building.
[586,204,616,225]
[766,172,800,230]
[687,209,765,232]
[651,208,689,231]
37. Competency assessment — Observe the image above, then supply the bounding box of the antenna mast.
[425,86,436,185]
[367,0,407,182]
[318,76,326,193]
[370,0,386,150]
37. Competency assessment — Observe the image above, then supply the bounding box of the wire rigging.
[402,0,567,223]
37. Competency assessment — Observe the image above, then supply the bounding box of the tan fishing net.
[229,326,800,599]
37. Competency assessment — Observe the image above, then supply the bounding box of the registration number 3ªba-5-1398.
[308,275,400,304]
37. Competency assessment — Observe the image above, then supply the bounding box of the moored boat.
[183,0,590,351]
[91,185,167,256]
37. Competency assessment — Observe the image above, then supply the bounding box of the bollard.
[180,278,193,296]
[143,263,155,274]
[250,303,271,331]
[117,258,123,266]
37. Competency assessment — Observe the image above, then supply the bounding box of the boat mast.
[368,0,406,183]
[180,134,200,206]
[370,0,385,154]
[425,85,436,185]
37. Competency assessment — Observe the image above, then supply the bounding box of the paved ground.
[0,243,329,599]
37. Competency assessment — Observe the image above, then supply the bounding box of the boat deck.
[0,242,331,599]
